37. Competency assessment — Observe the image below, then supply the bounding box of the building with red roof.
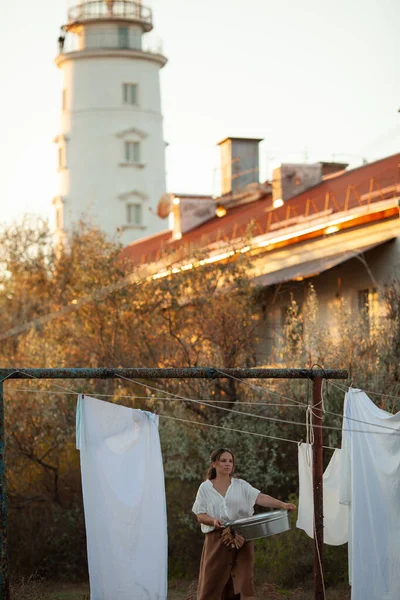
[121,140,400,358]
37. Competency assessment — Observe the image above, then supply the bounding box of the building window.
[62,89,67,111]
[118,26,129,49]
[56,206,63,230]
[358,288,379,330]
[126,203,142,225]
[123,83,138,105]
[124,141,140,163]
[58,145,67,170]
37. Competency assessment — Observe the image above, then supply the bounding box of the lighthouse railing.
[68,0,152,26]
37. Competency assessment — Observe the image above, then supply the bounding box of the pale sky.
[0,0,399,226]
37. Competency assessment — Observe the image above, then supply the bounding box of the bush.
[253,500,348,589]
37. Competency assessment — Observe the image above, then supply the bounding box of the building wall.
[255,238,400,363]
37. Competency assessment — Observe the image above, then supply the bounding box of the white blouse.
[192,478,261,533]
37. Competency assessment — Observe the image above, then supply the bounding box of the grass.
[10,580,351,600]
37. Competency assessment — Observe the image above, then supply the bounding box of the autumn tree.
[3,218,400,586]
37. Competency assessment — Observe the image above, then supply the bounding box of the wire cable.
[115,373,340,431]
[330,380,400,401]
[115,373,400,435]
[215,368,307,406]
[217,370,400,433]
[8,370,399,435]
[4,370,340,450]
[4,387,303,407]
[0,371,21,384]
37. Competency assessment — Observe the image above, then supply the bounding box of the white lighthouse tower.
[53,0,167,246]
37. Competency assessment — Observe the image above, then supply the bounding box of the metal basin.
[226,510,290,541]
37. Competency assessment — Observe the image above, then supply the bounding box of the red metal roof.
[121,153,400,265]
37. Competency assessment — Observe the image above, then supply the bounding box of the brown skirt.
[197,530,255,600]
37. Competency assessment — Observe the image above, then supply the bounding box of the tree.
[3,218,400,585]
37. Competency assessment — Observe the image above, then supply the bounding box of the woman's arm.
[196,513,224,529]
[256,493,296,512]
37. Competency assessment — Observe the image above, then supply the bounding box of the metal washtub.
[225,510,290,541]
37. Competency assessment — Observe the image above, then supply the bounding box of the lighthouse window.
[56,207,63,230]
[125,141,140,163]
[118,26,130,49]
[62,89,67,111]
[126,203,143,225]
[58,145,67,170]
[123,83,138,105]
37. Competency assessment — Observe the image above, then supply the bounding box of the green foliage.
[253,497,347,589]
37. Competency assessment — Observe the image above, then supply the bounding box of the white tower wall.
[53,3,167,246]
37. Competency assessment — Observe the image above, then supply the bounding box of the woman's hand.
[196,513,225,528]
[256,493,297,511]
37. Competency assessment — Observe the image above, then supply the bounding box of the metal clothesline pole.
[0,367,348,600]
[312,377,324,600]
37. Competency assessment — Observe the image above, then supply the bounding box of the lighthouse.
[53,0,167,246]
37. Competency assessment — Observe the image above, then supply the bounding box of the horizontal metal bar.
[0,368,348,380]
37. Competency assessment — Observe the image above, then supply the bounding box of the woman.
[192,448,296,600]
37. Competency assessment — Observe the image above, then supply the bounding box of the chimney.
[272,163,322,203]
[171,195,216,239]
[218,137,263,196]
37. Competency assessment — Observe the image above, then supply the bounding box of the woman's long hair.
[205,448,235,480]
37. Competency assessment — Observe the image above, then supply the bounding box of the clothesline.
[4,388,304,408]
[217,371,400,433]
[158,413,338,450]
[7,367,399,410]
[116,373,350,433]
[8,371,335,448]
[4,369,400,405]
[330,380,400,400]
[116,373,400,435]
[218,366,400,404]
[3,369,399,436]
[1,369,310,406]
[215,369,307,406]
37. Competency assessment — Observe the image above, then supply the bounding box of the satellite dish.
[157,193,175,219]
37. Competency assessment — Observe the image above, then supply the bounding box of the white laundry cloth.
[296,443,348,545]
[76,395,168,600]
[339,389,400,600]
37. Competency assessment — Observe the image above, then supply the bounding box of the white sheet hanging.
[339,389,400,600]
[296,443,348,545]
[76,395,168,600]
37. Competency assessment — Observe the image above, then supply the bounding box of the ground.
[13,581,351,600]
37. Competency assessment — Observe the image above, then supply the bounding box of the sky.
[0,0,399,226]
